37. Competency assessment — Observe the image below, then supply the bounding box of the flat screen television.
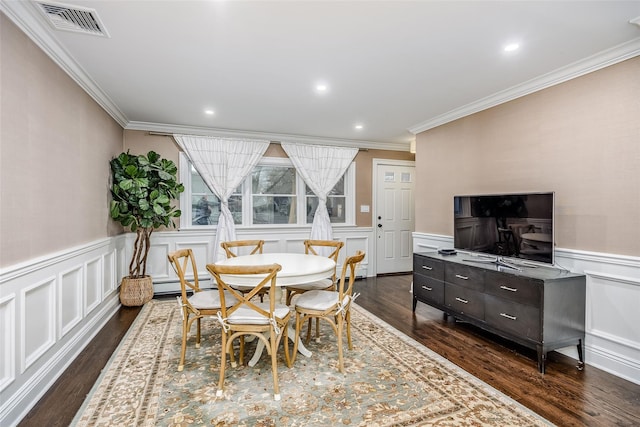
[453,192,554,268]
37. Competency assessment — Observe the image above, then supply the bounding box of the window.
[252,164,297,224]
[180,154,355,227]
[189,165,242,226]
[305,175,346,223]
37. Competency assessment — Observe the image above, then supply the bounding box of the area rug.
[72,299,553,426]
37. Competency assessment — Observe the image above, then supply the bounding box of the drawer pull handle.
[455,297,469,304]
[421,286,433,291]
[499,285,518,292]
[455,274,469,280]
[422,265,433,271]
[500,313,517,320]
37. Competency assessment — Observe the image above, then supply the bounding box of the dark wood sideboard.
[412,251,586,373]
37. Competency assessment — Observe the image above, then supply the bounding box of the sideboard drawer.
[413,275,444,306]
[484,271,542,307]
[445,264,484,291]
[485,295,541,341]
[445,283,484,320]
[414,255,444,280]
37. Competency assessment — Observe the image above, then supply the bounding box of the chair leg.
[216,331,228,397]
[282,322,292,368]
[292,312,303,365]
[346,310,353,350]
[337,314,345,373]
[315,318,321,342]
[195,317,202,348]
[239,336,245,366]
[270,328,281,401]
[178,315,189,372]
[305,318,313,344]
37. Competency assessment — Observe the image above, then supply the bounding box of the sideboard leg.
[577,339,585,371]
[412,296,417,312]
[537,346,546,374]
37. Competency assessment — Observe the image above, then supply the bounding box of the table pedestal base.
[248,326,312,367]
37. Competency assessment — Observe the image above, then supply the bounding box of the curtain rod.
[147,132,369,151]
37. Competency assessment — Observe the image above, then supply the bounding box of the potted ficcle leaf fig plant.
[110,150,184,306]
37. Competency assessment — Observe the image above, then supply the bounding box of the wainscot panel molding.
[0,236,127,427]
[145,226,375,295]
[413,232,640,386]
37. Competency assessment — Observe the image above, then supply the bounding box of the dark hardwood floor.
[19,274,640,426]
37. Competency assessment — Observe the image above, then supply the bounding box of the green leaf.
[135,177,149,188]
[155,194,169,205]
[147,151,160,163]
[124,164,138,177]
[153,204,165,215]
[158,170,173,180]
[119,179,134,190]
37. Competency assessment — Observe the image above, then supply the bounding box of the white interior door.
[374,160,415,274]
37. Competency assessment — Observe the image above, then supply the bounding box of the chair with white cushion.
[285,240,343,306]
[168,248,237,372]
[292,250,365,373]
[206,262,292,401]
[221,239,268,302]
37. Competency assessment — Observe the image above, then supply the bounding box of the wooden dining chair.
[285,239,344,305]
[220,240,268,302]
[291,250,365,373]
[206,262,292,401]
[285,239,344,341]
[220,239,264,258]
[167,248,238,372]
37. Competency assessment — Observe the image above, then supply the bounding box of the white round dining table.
[213,252,336,365]
[214,252,335,287]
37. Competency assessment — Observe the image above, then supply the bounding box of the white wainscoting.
[0,226,374,426]
[148,226,375,294]
[413,232,640,386]
[0,237,127,427]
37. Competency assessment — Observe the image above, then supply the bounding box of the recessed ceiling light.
[504,43,520,52]
[354,124,363,130]
[315,82,328,93]
[204,109,215,115]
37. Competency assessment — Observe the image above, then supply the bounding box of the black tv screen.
[453,192,554,265]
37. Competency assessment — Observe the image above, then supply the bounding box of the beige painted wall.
[123,131,414,228]
[415,57,640,257]
[0,14,124,267]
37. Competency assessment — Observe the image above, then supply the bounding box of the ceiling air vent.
[36,1,110,37]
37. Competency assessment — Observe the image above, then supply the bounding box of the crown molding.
[1,0,129,127]
[126,121,411,152]
[408,37,640,135]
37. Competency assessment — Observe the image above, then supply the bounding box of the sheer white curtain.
[281,143,358,247]
[174,134,269,262]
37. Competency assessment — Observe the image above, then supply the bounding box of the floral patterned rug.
[72,299,553,426]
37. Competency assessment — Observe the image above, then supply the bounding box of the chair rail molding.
[412,232,640,386]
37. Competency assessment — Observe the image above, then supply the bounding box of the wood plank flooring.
[18,274,640,426]
[353,275,640,427]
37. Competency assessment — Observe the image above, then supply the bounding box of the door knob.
[378,224,382,228]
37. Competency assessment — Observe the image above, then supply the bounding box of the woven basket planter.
[119,276,154,306]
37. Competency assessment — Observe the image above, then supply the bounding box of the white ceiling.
[3,1,640,150]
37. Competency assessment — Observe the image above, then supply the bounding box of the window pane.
[191,170,241,225]
[252,166,295,194]
[305,176,345,196]
[253,196,296,224]
[252,165,296,224]
[306,196,346,223]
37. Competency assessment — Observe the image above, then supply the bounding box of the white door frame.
[372,158,416,275]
